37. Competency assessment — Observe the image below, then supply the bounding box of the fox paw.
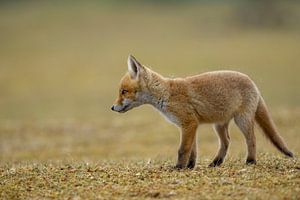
[187,160,196,169]
[209,157,224,167]
[174,163,185,169]
[246,158,256,165]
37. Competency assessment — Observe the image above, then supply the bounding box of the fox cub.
[111,55,293,169]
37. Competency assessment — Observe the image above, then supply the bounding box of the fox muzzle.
[111,98,141,113]
[111,99,132,113]
[111,104,126,112]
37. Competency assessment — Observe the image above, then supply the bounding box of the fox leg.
[234,113,256,164]
[209,122,230,167]
[176,121,198,169]
[187,138,197,169]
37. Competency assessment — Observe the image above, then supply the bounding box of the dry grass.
[1,156,299,200]
[1,1,300,199]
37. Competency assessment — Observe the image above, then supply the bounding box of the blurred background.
[0,0,299,162]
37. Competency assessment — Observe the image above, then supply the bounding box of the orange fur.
[112,55,293,169]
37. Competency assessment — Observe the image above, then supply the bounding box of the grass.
[1,156,300,199]
[0,1,300,199]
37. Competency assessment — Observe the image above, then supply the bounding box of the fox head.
[111,55,150,113]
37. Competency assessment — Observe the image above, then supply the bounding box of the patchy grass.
[1,155,299,199]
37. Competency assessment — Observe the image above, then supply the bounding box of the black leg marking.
[246,158,257,165]
[209,157,224,167]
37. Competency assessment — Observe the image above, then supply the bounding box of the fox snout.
[111,98,134,113]
[111,104,126,113]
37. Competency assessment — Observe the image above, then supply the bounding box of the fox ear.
[127,55,143,79]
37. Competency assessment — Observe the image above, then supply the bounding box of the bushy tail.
[255,97,293,157]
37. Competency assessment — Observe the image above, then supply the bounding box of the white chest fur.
[137,91,179,126]
[158,109,179,126]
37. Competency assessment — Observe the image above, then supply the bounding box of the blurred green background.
[0,0,300,162]
[1,0,300,120]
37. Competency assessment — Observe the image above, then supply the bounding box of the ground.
[1,157,299,199]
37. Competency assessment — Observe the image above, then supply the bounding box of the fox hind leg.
[209,122,230,167]
[234,113,257,164]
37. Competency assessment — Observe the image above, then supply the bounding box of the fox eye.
[121,89,128,95]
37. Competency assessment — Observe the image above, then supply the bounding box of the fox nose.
[111,105,114,111]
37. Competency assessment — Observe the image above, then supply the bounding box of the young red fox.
[111,55,293,169]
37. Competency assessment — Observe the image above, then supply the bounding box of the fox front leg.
[176,122,198,169]
[187,138,197,169]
